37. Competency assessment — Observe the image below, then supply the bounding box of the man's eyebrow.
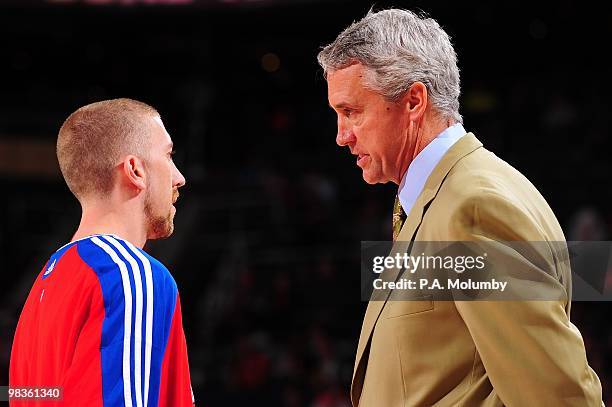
[329,102,351,110]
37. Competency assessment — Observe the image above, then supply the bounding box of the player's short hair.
[318,8,462,123]
[57,98,158,200]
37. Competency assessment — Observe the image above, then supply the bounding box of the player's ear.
[122,155,147,191]
[402,81,428,121]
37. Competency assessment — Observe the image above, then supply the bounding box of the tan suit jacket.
[351,134,603,406]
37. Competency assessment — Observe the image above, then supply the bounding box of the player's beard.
[144,188,175,239]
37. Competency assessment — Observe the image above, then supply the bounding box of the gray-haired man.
[319,9,602,406]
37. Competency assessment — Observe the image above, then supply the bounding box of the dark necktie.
[392,195,407,241]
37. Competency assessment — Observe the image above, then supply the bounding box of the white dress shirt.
[398,123,466,216]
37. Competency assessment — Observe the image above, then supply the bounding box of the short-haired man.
[318,9,603,406]
[10,99,194,406]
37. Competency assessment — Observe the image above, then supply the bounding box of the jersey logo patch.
[43,259,56,277]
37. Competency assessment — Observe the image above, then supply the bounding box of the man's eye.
[343,109,353,117]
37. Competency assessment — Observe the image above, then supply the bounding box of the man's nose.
[336,118,356,146]
[174,165,186,188]
[336,131,354,146]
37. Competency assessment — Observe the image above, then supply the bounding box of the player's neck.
[72,202,148,249]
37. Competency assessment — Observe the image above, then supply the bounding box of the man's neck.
[394,115,456,184]
[72,203,147,249]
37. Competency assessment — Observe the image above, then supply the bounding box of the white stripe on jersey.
[121,239,154,407]
[103,236,145,407]
[91,236,133,407]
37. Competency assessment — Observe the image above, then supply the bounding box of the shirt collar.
[398,123,466,216]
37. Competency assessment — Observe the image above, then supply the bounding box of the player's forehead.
[151,115,173,147]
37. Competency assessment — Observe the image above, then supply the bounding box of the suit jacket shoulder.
[424,144,566,243]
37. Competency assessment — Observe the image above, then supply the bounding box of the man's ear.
[121,155,146,191]
[402,81,428,121]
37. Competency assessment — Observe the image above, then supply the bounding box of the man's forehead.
[152,115,172,145]
[153,115,165,130]
[328,62,366,81]
[327,63,371,105]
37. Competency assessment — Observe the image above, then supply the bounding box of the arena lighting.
[40,0,304,5]
[44,0,281,4]
[45,0,195,5]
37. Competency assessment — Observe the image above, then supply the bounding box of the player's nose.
[173,164,186,189]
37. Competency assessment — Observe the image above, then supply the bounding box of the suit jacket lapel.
[351,133,483,404]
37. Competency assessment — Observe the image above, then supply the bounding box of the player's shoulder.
[127,241,179,294]
[63,235,174,285]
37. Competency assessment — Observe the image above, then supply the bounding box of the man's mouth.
[356,154,369,167]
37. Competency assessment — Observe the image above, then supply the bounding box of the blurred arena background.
[0,0,611,405]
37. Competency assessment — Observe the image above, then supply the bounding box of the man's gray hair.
[318,9,462,123]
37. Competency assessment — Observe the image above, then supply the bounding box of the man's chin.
[361,171,384,185]
[149,227,173,240]
[147,216,175,240]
